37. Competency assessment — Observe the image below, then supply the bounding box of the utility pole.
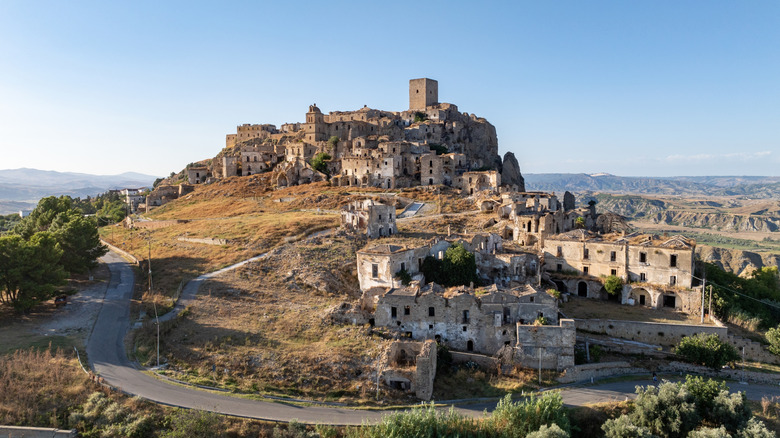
[700,261,706,324]
[708,285,713,322]
[538,346,543,386]
[148,240,159,368]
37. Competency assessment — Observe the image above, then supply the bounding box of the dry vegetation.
[0,348,91,428]
[138,233,405,403]
[560,296,714,325]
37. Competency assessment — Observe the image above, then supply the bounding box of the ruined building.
[543,230,700,313]
[202,79,523,192]
[340,199,397,238]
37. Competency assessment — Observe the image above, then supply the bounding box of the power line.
[709,279,780,310]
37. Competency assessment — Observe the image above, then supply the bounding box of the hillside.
[524,173,780,198]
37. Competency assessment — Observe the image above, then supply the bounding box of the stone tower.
[304,104,326,142]
[409,78,438,111]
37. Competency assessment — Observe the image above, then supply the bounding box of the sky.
[0,1,778,178]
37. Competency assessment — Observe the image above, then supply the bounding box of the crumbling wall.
[515,319,576,370]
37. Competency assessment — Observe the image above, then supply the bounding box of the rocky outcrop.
[501,152,525,191]
[697,245,780,276]
[595,212,632,234]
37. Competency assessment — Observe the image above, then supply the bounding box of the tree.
[12,196,107,276]
[574,216,585,229]
[675,333,739,369]
[413,112,427,123]
[327,135,340,151]
[604,275,623,296]
[50,212,107,275]
[766,325,780,356]
[309,152,332,176]
[0,233,66,312]
[442,243,479,287]
[13,196,73,239]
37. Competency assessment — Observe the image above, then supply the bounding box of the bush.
[395,268,411,286]
[766,325,780,356]
[309,152,331,176]
[420,243,479,288]
[603,379,767,438]
[483,393,571,437]
[161,409,225,438]
[675,333,739,369]
[603,275,623,296]
[527,423,570,438]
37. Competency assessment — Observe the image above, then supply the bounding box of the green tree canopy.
[421,243,480,287]
[675,333,739,369]
[604,275,623,295]
[310,152,332,176]
[0,232,67,312]
[12,196,107,275]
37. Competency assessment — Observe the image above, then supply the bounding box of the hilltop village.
[134,79,727,401]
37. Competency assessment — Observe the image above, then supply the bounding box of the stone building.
[340,199,397,238]
[542,230,700,312]
[496,191,595,249]
[515,319,576,370]
[356,233,540,293]
[374,283,558,355]
[381,340,437,400]
[210,78,517,191]
[187,166,209,184]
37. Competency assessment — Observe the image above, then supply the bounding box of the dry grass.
[137,234,401,403]
[0,348,92,428]
[560,296,713,325]
[433,365,559,400]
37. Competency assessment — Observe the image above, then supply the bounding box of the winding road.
[86,249,780,425]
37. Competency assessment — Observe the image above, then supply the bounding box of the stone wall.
[558,361,649,384]
[450,351,499,369]
[177,237,228,246]
[661,361,780,386]
[575,319,727,347]
[414,340,437,400]
[515,319,576,371]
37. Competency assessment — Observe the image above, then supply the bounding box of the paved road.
[87,249,780,425]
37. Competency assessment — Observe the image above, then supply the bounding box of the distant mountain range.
[524,173,780,198]
[0,168,159,215]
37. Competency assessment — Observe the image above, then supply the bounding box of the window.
[583,266,589,275]
[404,306,410,315]
[557,246,563,257]
[610,251,617,262]
[640,272,646,282]
[583,248,589,259]
[378,215,382,221]
[462,310,470,324]
[670,275,677,286]
[429,307,435,317]
[611,269,617,276]
[391,307,397,318]
[639,252,647,263]
[670,254,678,268]
[371,264,378,278]
[556,264,562,272]
[400,262,405,272]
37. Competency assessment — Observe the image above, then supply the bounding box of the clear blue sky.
[1,1,778,177]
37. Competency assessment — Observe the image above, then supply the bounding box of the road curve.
[87,250,780,425]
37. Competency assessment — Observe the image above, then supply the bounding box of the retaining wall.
[575,319,727,347]
[558,361,649,384]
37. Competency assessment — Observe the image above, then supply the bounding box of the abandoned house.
[543,230,701,313]
[340,199,397,238]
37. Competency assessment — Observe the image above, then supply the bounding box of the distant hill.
[524,173,780,198]
[0,168,159,215]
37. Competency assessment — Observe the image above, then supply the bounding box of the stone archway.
[630,288,651,306]
[577,281,588,297]
[277,173,288,187]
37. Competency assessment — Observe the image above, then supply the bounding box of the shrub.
[766,325,780,355]
[527,423,570,438]
[675,333,739,369]
[603,275,623,296]
[546,288,561,299]
[161,408,225,438]
[309,152,331,176]
[483,393,571,437]
[413,112,427,123]
[395,268,412,286]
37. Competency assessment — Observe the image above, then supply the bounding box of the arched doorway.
[277,174,288,187]
[577,281,587,297]
[467,340,474,352]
